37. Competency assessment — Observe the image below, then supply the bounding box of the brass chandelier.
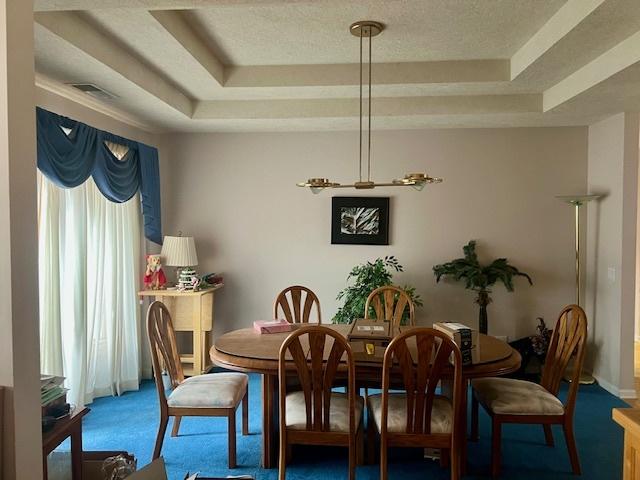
[297,20,442,194]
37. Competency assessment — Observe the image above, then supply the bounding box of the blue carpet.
[59,374,627,479]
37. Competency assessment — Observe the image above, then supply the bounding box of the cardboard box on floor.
[128,457,254,480]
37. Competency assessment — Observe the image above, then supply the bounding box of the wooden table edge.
[210,344,522,379]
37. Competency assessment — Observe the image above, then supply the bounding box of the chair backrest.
[278,326,355,433]
[147,301,184,405]
[540,304,588,412]
[381,328,463,436]
[274,285,322,324]
[364,285,415,327]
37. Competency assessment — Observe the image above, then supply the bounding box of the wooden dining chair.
[278,325,364,480]
[470,304,588,477]
[364,285,415,327]
[147,301,249,468]
[367,327,464,480]
[274,285,322,324]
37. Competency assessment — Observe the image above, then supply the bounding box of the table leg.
[262,374,279,469]
[43,455,48,480]
[70,423,83,480]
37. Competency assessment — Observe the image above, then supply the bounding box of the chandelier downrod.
[296,20,443,193]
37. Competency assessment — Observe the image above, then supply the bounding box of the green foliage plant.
[432,241,532,334]
[332,256,423,324]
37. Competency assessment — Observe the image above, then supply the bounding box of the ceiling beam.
[34,0,369,12]
[510,0,606,80]
[35,11,193,117]
[543,30,640,111]
[193,94,541,120]
[224,60,510,88]
[150,10,225,86]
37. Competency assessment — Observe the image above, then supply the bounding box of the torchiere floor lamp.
[556,194,601,384]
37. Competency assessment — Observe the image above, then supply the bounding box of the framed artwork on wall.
[331,196,390,245]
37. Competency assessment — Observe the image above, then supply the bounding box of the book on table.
[433,322,480,365]
[347,318,392,363]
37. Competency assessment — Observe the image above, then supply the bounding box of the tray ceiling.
[32,0,640,132]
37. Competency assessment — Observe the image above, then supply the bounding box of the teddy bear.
[144,254,167,290]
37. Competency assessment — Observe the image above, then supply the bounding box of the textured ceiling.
[183,0,566,65]
[32,0,640,132]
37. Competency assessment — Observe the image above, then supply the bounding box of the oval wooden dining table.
[210,324,521,470]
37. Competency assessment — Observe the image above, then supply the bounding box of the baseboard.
[592,374,637,399]
[619,389,638,400]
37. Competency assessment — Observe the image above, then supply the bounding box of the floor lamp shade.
[161,235,198,267]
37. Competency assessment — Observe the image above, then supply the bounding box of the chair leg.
[152,413,169,460]
[228,411,237,468]
[285,443,292,463]
[491,417,502,478]
[470,393,479,442]
[440,448,450,467]
[543,424,554,446]
[367,407,376,465]
[563,419,581,475]
[242,389,249,436]
[450,445,460,480]
[348,436,356,480]
[279,431,287,480]
[380,433,388,480]
[171,416,182,437]
[356,423,365,466]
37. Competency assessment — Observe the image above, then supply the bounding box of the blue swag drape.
[36,107,162,244]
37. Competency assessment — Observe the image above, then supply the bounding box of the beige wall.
[586,112,639,397]
[163,127,588,341]
[1,1,42,478]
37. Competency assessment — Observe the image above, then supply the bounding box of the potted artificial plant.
[333,256,422,324]
[432,240,532,335]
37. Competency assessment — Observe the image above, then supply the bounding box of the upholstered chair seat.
[167,372,248,409]
[470,305,588,478]
[279,326,363,480]
[366,328,464,480]
[368,393,453,434]
[147,301,249,469]
[285,391,364,431]
[471,378,564,416]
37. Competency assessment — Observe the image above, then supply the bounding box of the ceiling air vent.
[68,83,118,101]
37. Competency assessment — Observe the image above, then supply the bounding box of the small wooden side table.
[613,408,640,479]
[42,407,90,480]
[139,285,223,376]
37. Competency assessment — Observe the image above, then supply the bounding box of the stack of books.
[41,374,67,409]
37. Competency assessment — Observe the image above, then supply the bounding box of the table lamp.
[161,234,199,290]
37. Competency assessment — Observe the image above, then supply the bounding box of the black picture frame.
[331,196,390,245]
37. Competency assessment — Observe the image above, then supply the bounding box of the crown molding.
[35,73,160,133]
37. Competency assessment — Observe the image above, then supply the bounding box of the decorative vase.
[476,290,491,335]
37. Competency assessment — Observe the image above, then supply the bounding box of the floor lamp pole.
[574,201,580,306]
[557,194,601,384]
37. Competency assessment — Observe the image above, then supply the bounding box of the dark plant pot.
[476,290,491,335]
[478,304,488,335]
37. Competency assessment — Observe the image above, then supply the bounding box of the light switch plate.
[608,267,616,283]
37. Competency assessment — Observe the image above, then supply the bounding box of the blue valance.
[36,107,162,244]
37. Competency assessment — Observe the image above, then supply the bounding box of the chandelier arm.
[368,30,372,182]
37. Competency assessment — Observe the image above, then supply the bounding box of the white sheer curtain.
[38,171,143,407]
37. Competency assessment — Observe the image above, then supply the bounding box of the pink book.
[253,319,293,334]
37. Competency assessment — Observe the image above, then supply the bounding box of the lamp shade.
[161,235,198,267]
